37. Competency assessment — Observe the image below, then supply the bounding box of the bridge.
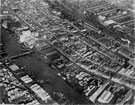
[0,51,35,61]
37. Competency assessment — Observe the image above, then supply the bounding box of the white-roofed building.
[19,29,39,49]
[98,15,106,21]
[9,64,19,71]
[104,20,116,26]
[20,30,32,43]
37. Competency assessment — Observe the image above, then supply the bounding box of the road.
[55,0,134,59]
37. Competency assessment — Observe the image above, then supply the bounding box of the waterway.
[1,27,93,104]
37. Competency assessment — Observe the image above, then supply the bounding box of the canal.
[1,27,93,104]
